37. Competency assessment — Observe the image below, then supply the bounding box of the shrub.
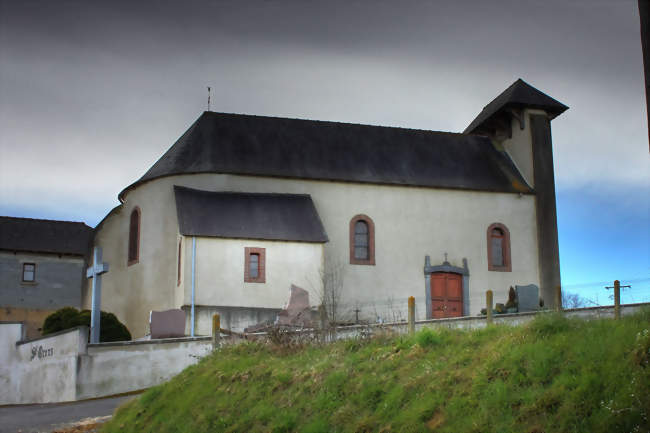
[528,312,572,338]
[42,307,132,342]
[42,307,81,334]
[416,327,450,348]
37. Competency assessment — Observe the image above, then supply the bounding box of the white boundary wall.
[0,324,211,405]
[76,338,211,400]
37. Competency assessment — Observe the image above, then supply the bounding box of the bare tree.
[385,296,405,323]
[562,291,589,309]
[317,253,345,326]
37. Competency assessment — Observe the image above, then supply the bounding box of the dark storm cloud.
[0,0,646,225]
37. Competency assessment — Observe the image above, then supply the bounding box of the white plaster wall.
[105,173,540,329]
[187,238,323,309]
[76,338,212,399]
[0,326,87,404]
[87,197,180,338]
[0,323,24,403]
[501,109,548,188]
[190,305,281,335]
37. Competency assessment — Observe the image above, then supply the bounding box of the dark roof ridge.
[199,110,467,137]
[173,185,313,199]
[0,215,91,228]
[477,78,524,111]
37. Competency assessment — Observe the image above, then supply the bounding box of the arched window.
[349,214,375,265]
[487,223,511,271]
[128,207,140,265]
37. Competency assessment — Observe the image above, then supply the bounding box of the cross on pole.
[353,308,361,324]
[86,246,109,344]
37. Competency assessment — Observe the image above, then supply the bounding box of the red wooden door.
[431,273,463,318]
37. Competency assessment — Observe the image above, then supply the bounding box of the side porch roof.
[173,186,328,243]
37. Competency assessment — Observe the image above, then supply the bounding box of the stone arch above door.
[423,256,470,319]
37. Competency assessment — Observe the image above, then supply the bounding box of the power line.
[562,277,650,289]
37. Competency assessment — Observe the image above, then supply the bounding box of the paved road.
[0,395,137,433]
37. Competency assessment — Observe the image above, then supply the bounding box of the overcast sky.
[1,0,648,302]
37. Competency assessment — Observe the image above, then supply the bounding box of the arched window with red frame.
[128,207,141,266]
[487,222,511,272]
[350,214,375,265]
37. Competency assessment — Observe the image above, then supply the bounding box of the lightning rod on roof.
[207,86,211,111]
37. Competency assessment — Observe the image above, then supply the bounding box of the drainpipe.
[191,236,196,337]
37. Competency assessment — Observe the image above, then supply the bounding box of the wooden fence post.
[555,285,562,311]
[614,280,620,320]
[212,314,220,350]
[486,290,493,326]
[408,296,415,335]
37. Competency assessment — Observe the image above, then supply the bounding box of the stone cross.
[86,246,109,344]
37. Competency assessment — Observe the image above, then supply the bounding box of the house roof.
[173,186,328,243]
[464,79,568,134]
[0,216,93,256]
[119,110,533,201]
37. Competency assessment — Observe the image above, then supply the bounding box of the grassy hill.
[103,310,649,433]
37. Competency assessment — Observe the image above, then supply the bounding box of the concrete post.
[614,280,621,320]
[212,314,220,350]
[486,290,493,326]
[555,285,562,311]
[408,296,415,335]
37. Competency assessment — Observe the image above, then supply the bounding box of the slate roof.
[464,79,568,134]
[0,216,93,256]
[174,186,328,243]
[119,110,534,201]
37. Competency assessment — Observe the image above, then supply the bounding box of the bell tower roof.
[464,79,568,135]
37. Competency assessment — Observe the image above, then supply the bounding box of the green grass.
[103,310,650,433]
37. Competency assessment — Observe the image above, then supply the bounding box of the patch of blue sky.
[557,183,649,305]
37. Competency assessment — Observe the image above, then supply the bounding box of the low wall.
[249,302,650,342]
[0,323,212,405]
[0,325,87,404]
[77,337,212,400]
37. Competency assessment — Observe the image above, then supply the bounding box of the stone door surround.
[423,255,470,319]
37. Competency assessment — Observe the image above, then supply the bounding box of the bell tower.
[465,79,568,309]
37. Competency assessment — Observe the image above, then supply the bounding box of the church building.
[85,79,567,338]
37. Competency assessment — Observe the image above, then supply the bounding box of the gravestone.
[150,309,186,339]
[245,285,314,332]
[516,284,540,312]
[276,285,312,327]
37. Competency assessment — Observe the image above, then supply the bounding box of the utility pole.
[605,280,631,320]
